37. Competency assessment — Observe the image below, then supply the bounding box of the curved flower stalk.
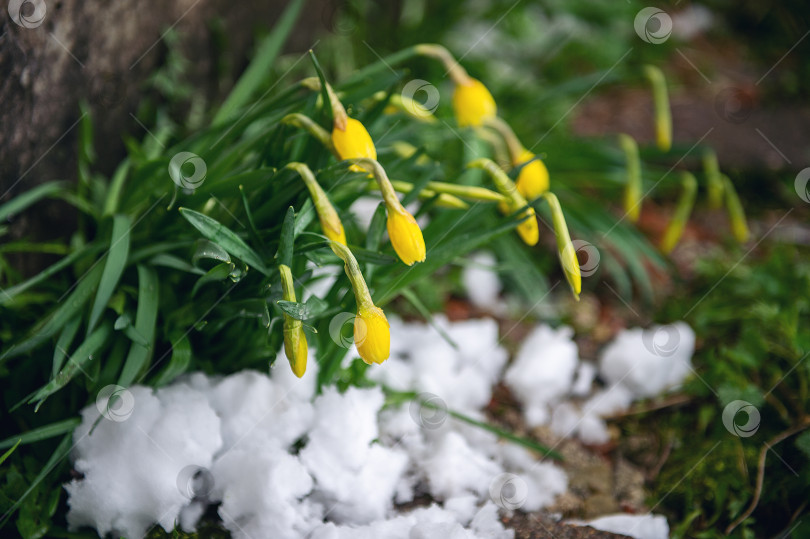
[381,93,438,123]
[365,179,470,210]
[349,157,426,266]
[281,113,338,158]
[485,116,549,201]
[660,172,697,254]
[389,141,432,165]
[643,65,673,152]
[284,162,347,245]
[330,241,390,365]
[618,134,642,223]
[279,264,307,378]
[415,44,497,127]
[467,158,539,246]
[542,192,582,300]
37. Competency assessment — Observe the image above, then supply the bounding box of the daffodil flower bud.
[386,205,427,266]
[329,241,391,365]
[721,174,750,243]
[467,158,539,246]
[285,162,347,245]
[452,78,497,128]
[278,264,307,378]
[309,78,378,174]
[413,44,497,128]
[702,148,724,210]
[542,192,582,300]
[514,150,550,201]
[355,305,390,365]
[483,117,549,200]
[332,118,377,173]
[643,65,672,152]
[660,172,697,254]
[349,158,427,265]
[618,134,642,223]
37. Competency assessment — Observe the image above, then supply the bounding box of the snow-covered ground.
[65,262,694,539]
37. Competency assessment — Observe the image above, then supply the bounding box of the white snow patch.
[599,322,695,399]
[462,251,505,313]
[65,317,690,538]
[503,325,579,427]
[572,513,670,539]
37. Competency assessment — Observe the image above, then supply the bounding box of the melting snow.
[66,316,688,538]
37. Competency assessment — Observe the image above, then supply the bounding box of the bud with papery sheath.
[619,134,642,223]
[660,172,697,254]
[278,264,307,378]
[285,162,347,245]
[467,157,539,246]
[349,157,426,266]
[330,241,391,365]
[543,192,582,300]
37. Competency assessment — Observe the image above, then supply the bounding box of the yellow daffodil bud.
[283,324,308,378]
[355,305,390,365]
[349,157,428,265]
[329,241,391,365]
[722,174,750,243]
[643,65,672,152]
[702,148,724,210]
[618,134,642,223]
[468,158,539,246]
[453,78,497,127]
[386,205,426,266]
[660,172,697,254]
[413,44,496,127]
[278,264,307,378]
[483,117,549,200]
[515,208,540,246]
[543,192,581,300]
[514,150,550,201]
[332,118,377,173]
[285,162,347,245]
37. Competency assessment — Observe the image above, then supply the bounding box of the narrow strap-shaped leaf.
[148,253,205,275]
[88,214,132,334]
[309,50,335,125]
[276,206,296,268]
[0,418,81,450]
[400,288,458,349]
[239,184,264,252]
[29,322,112,410]
[0,181,68,222]
[191,262,234,297]
[0,439,21,466]
[0,243,101,306]
[152,334,192,387]
[118,264,159,387]
[3,263,104,360]
[52,318,81,377]
[179,208,270,275]
[103,159,132,216]
[0,433,72,528]
[213,0,305,123]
